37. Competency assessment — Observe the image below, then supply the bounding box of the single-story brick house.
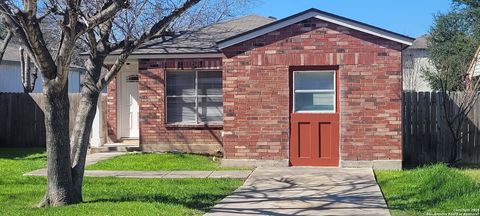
[106,8,414,169]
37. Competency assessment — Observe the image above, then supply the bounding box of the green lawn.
[87,152,249,171]
[375,164,480,216]
[463,169,480,182]
[0,148,243,216]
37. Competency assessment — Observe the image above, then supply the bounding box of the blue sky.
[252,0,452,38]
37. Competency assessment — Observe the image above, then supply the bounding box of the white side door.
[120,72,139,138]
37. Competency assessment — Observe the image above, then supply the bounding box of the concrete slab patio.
[205,167,390,216]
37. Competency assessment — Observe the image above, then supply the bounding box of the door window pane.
[295,92,334,112]
[294,71,335,112]
[295,71,334,90]
[126,75,139,82]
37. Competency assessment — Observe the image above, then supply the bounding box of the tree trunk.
[38,56,104,206]
[70,89,100,202]
[39,80,75,207]
[69,57,104,203]
[449,138,461,165]
[450,141,458,165]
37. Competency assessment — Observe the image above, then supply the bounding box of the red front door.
[289,67,340,166]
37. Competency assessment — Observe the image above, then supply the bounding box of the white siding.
[472,55,480,77]
[0,61,83,93]
[402,49,435,91]
[68,69,81,93]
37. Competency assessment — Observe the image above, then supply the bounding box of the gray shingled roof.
[120,15,275,55]
[407,35,429,50]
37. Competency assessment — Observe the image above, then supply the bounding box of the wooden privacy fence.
[0,93,107,148]
[403,91,480,167]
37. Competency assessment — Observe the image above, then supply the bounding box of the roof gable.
[217,8,415,49]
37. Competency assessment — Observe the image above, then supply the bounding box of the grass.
[0,148,243,216]
[87,152,249,171]
[375,164,480,216]
[463,169,480,182]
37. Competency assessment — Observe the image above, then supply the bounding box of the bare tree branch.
[434,48,480,164]
[98,0,200,89]
[10,5,56,77]
[78,0,130,35]
[0,1,38,65]
[20,46,38,93]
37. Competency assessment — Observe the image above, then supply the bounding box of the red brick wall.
[222,18,403,161]
[106,77,118,142]
[138,58,224,152]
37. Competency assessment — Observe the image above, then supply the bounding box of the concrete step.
[120,139,139,145]
[89,143,141,154]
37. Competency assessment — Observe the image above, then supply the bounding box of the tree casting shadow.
[86,193,228,212]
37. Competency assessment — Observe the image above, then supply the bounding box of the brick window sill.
[165,123,223,129]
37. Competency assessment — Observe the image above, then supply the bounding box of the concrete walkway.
[205,167,390,216]
[26,169,252,179]
[84,152,128,165]
[24,152,252,179]
[24,152,127,177]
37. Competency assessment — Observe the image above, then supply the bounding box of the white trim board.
[217,9,414,49]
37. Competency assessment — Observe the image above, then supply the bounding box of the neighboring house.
[106,8,414,169]
[402,35,435,91]
[0,43,85,93]
[469,46,480,78]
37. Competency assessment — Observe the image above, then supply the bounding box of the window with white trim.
[293,71,336,113]
[166,70,223,124]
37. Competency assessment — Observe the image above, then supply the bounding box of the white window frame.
[166,70,223,124]
[293,70,336,113]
